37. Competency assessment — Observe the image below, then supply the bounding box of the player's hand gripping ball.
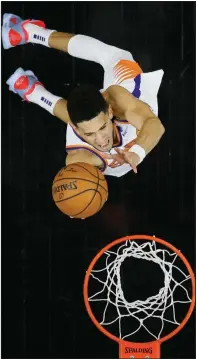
[52,162,108,219]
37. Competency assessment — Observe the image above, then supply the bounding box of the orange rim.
[83,234,195,346]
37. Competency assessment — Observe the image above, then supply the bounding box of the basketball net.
[84,236,195,359]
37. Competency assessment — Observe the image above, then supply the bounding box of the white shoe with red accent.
[6,67,43,101]
[2,13,46,49]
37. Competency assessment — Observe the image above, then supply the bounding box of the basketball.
[52,162,108,218]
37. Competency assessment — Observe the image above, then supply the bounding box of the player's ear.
[108,105,113,120]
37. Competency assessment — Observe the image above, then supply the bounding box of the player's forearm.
[135,117,165,154]
[65,150,103,168]
[53,98,70,124]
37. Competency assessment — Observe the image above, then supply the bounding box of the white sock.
[23,23,56,47]
[26,85,62,115]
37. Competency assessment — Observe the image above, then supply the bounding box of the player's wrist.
[128,144,146,163]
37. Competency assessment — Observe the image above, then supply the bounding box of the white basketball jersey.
[66,69,164,177]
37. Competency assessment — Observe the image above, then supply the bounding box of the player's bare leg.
[48,32,74,52]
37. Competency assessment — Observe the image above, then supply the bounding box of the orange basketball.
[52,162,108,219]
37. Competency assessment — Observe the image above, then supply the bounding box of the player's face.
[76,108,114,152]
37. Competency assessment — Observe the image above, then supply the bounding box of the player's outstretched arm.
[104,85,165,172]
[66,150,104,169]
[105,85,165,153]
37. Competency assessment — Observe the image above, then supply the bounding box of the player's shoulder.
[102,84,128,97]
[102,85,140,118]
[102,85,137,105]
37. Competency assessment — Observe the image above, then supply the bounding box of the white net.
[88,240,192,341]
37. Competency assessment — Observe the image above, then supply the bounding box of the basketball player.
[2,13,165,177]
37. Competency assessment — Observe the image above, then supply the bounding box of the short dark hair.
[67,84,109,126]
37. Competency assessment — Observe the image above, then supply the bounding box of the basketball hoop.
[83,235,195,358]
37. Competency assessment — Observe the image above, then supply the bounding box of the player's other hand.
[102,151,127,167]
[114,148,140,174]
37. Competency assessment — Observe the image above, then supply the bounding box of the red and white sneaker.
[6,67,43,101]
[2,13,45,49]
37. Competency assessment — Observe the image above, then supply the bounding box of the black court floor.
[1,2,196,358]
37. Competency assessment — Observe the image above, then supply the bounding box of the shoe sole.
[2,13,23,49]
[6,67,38,93]
[6,67,25,90]
[2,13,17,49]
[3,13,14,26]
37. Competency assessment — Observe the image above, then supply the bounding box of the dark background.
[1,1,196,358]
